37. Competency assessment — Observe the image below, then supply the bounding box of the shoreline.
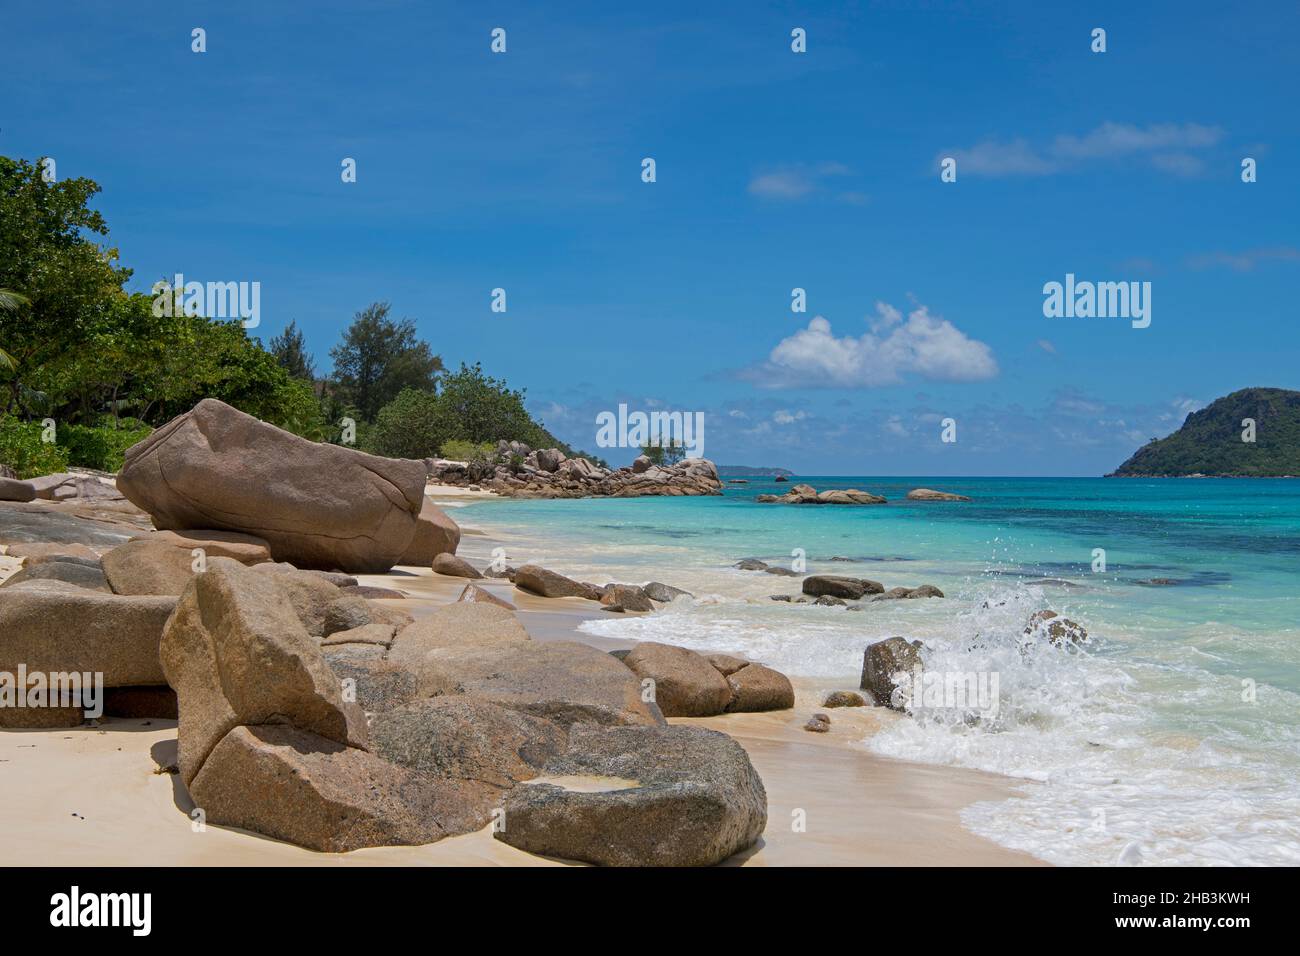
[0,491,1043,867]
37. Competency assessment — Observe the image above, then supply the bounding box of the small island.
[1109,388,1300,477]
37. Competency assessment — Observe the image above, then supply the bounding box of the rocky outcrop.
[148,529,271,564]
[643,581,691,602]
[0,559,109,591]
[758,484,885,505]
[27,472,125,502]
[0,580,174,688]
[456,583,516,610]
[802,575,884,600]
[871,584,945,601]
[387,603,531,677]
[117,399,426,572]
[906,488,970,501]
[725,663,794,712]
[599,584,654,612]
[1024,610,1089,646]
[432,552,481,579]
[860,637,923,709]
[495,724,767,866]
[622,642,733,717]
[513,564,598,600]
[249,561,403,638]
[187,724,450,853]
[822,690,866,708]
[620,642,794,716]
[101,538,200,595]
[370,697,566,790]
[160,558,369,785]
[0,478,36,502]
[397,499,461,566]
[429,448,722,499]
[414,640,665,728]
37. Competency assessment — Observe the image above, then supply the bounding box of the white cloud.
[754,302,998,388]
[773,409,807,425]
[1036,339,1057,355]
[1187,247,1300,271]
[748,162,854,201]
[941,122,1224,177]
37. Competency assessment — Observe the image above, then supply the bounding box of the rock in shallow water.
[513,564,599,599]
[432,552,481,579]
[802,575,884,600]
[860,637,923,709]
[622,642,733,717]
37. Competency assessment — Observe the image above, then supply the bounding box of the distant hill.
[717,465,794,477]
[1109,388,1300,477]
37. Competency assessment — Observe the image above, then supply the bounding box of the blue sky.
[4,0,1298,474]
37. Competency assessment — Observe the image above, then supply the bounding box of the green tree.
[432,362,544,446]
[0,289,29,373]
[367,388,443,459]
[328,302,441,421]
[268,319,317,381]
[0,157,129,415]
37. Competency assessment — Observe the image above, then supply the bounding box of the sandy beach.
[0,490,1041,867]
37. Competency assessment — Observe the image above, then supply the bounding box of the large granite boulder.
[4,542,100,564]
[724,663,794,712]
[323,648,420,714]
[802,574,883,600]
[514,564,599,599]
[599,584,654,612]
[906,488,970,501]
[1024,609,1088,646]
[397,499,461,566]
[621,642,732,717]
[370,697,566,789]
[101,538,199,595]
[148,529,272,564]
[416,640,665,728]
[117,399,426,572]
[0,580,174,686]
[456,583,516,610]
[860,636,923,709]
[250,562,365,637]
[160,558,368,785]
[432,552,481,579]
[0,559,109,592]
[188,724,454,853]
[0,478,36,502]
[387,603,531,678]
[495,724,767,866]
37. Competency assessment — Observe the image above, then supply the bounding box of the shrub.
[56,418,153,472]
[439,438,495,462]
[0,416,70,479]
[367,388,444,459]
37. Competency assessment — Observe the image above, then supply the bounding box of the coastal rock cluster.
[429,443,723,499]
[757,483,885,505]
[757,484,971,505]
[0,405,776,866]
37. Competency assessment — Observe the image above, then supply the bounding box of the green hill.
[1109,388,1300,477]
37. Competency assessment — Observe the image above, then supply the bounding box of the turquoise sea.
[444,477,1300,866]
